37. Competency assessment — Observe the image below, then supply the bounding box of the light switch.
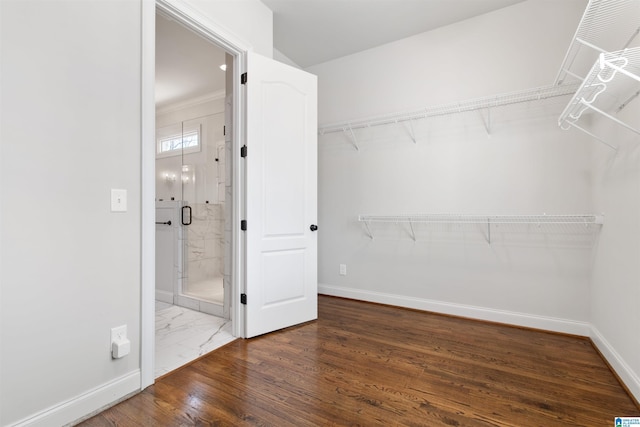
[111,189,127,212]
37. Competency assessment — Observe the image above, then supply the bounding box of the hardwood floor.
[81,296,639,426]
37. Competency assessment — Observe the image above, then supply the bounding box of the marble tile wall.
[184,203,224,285]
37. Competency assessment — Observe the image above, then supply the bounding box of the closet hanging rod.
[318,84,579,136]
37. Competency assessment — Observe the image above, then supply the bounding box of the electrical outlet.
[111,325,130,359]
[111,325,127,344]
[339,264,347,276]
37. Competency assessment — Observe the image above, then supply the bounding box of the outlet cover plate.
[111,325,127,344]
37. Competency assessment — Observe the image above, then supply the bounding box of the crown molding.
[156,89,226,116]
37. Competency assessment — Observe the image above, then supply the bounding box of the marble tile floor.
[155,301,235,378]
[183,276,224,305]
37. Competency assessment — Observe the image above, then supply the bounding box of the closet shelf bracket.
[481,107,492,137]
[362,219,373,239]
[617,89,640,112]
[346,124,360,151]
[558,47,640,149]
[554,0,640,85]
[405,119,417,144]
[564,121,618,151]
[581,99,640,136]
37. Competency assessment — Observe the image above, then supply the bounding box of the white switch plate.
[111,189,127,212]
[339,264,347,276]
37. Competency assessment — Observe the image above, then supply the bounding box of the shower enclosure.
[155,111,228,317]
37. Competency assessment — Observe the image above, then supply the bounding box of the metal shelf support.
[346,124,360,151]
[565,121,618,151]
[581,99,640,136]
[481,108,492,137]
[559,47,640,147]
[405,119,417,144]
[555,0,640,85]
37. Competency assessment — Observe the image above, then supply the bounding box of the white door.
[244,52,318,338]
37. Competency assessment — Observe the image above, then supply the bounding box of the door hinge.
[223,125,225,136]
[241,72,247,85]
[241,145,247,158]
[241,219,247,231]
[241,293,247,305]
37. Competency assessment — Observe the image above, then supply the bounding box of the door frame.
[141,0,249,389]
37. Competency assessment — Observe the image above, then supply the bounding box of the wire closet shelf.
[558,47,640,150]
[555,0,640,85]
[358,214,605,242]
[318,84,580,137]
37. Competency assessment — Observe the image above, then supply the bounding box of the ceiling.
[263,0,525,68]
[155,13,226,109]
[155,0,524,108]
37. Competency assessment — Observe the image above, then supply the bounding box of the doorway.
[152,9,236,378]
[142,0,319,389]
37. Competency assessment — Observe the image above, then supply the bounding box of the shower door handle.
[181,205,192,226]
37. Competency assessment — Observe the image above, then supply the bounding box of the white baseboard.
[590,326,640,403]
[318,283,591,336]
[155,289,173,304]
[10,370,140,427]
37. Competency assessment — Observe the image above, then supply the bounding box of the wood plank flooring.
[81,296,639,426]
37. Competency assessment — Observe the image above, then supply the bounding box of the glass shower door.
[177,114,226,312]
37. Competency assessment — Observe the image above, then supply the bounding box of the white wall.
[0,0,272,425]
[0,1,142,425]
[274,48,301,69]
[309,0,593,333]
[589,33,640,400]
[308,0,585,124]
[181,0,273,58]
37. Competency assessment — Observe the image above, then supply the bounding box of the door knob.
[310,224,318,231]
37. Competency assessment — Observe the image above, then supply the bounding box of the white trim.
[9,371,140,427]
[232,54,246,338]
[140,0,156,390]
[155,289,173,304]
[140,0,250,388]
[156,89,226,115]
[318,283,591,336]
[156,0,252,54]
[590,326,640,403]
[319,284,640,401]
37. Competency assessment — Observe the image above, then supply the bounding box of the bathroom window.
[156,125,201,158]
